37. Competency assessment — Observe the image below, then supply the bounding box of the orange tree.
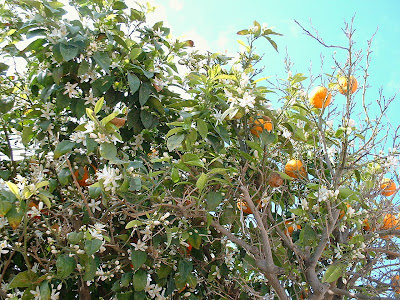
[0,1,400,299]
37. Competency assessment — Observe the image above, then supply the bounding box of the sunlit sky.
[145,0,400,128]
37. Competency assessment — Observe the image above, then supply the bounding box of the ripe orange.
[337,76,358,95]
[268,172,284,187]
[339,203,351,220]
[237,199,261,215]
[110,117,126,128]
[382,214,399,230]
[74,165,97,187]
[363,218,375,231]
[237,200,253,215]
[380,178,397,197]
[284,159,306,179]
[250,116,273,138]
[309,86,332,108]
[392,275,400,294]
[284,221,301,236]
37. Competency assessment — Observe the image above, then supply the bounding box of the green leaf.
[83,257,97,281]
[196,173,208,191]
[54,141,76,159]
[197,119,208,139]
[133,269,147,291]
[93,52,111,74]
[139,82,152,106]
[67,231,84,244]
[6,208,22,230]
[246,140,263,154]
[167,134,184,151]
[157,264,172,279]
[84,239,103,256]
[0,97,14,114]
[322,264,345,283]
[100,143,117,160]
[52,66,64,84]
[60,43,79,61]
[129,176,141,191]
[100,111,119,126]
[125,220,143,229]
[166,127,184,138]
[89,186,102,199]
[78,60,89,77]
[6,182,19,199]
[9,270,38,288]
[178,260,193,281]
[264,36,279,52]
[0,200,12,217]
[130,250,147,271]
[127,72,140,94]
[206,191,223,211]
[274,171,293,181]
[171,168,179,183]
[182,153,204,168]
[140,110,158,129]
[37,192,52,208]
[237,29,250,35]
[58,168,71,186]
[129,48,142,60]
[56,254,76,279]
[40,280,51,300]
[94,97,104,114]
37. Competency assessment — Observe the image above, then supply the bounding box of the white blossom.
[96,165,122,192]
[131,239,148,251]
[40,102,56,119]
[237,91,255,109]
[63,82,79,98]
[84,90,98,106]
[88,223,106,240]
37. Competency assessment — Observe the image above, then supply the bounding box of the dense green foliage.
[0,1,400,299]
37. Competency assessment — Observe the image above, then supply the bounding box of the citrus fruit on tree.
[309,86,332,108]
[339,203,351,220]
[250,116,273,138]
[381,214,399,230]
[74,165,97,187]
[380,178,397,196]
[284,221,301,236]
[284,159,306,179]
[268,172,284,187]
[392,275,400,293]
[337,75,358,95]
[237,199,261,215]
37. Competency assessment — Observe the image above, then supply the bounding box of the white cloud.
[169,0,184,11]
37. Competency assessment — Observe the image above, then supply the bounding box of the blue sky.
[148,0,400,126]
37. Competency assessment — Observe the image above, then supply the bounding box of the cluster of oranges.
[309,75,358,109]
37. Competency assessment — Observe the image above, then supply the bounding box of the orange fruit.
[74,165,97,187]
[187,243,193,252]
[237,200,261,215]
[392,275,400,293]
[309,86,332,108]
[237,200,253,215]
[382,214,399,230]
[337,75,358,95]
[250,116,273,138]
[284,159,306,179]
[110,117,126,128]
[339,203,351,220]
[268,172,283,187]
[363,218,372,231]
[284,221,301,236]
[380,178,397,197]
